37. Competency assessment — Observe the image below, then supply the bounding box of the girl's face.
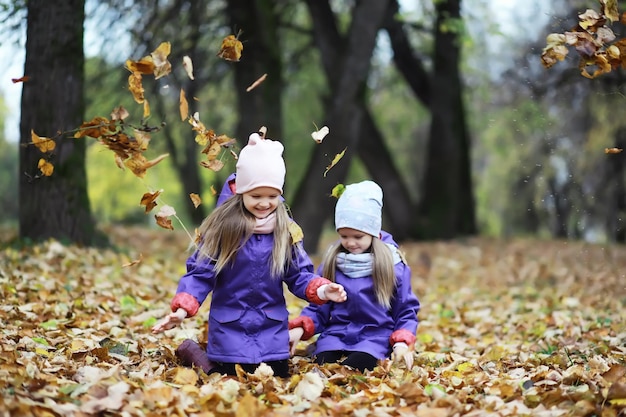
[242,187,281,219]
[337,227,373,254]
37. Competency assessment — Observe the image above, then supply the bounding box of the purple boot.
[176,339,215,373]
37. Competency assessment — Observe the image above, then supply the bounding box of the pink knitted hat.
[235,133,286,194]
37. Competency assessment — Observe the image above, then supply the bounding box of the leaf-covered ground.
[1,226,626,416]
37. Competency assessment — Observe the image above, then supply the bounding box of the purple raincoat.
[297,232,420,359]
[172,173,326,364]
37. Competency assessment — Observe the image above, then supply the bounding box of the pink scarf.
[253,212,276,234]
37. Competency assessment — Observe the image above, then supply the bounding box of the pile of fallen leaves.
[1,226,626,416]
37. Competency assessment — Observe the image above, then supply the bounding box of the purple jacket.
[171,173,328,364]
[291,232,420,360]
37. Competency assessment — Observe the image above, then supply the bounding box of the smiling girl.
[152,133,346,377]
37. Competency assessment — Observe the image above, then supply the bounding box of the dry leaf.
[140,190,162,213]
[11,75,30,83]
[31,130,56,153]
[37,158,54,176]
[182,55,194,80]
[311,125,329,144]
[246,73,267,92]
[179,89,189,121]
[217,34,243,62]
[323,147,347,177]
[605,147,623,154]
[189,193,202,208]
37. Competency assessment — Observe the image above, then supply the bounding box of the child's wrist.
[316,284,329,301]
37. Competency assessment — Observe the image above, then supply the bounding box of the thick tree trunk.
[226,0,283,143]
[416,0,476,239]
[292,0,390,252]
[19,0,96,245]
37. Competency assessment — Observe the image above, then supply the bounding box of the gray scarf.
[336,243,401,278]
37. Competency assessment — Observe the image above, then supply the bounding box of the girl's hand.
[288,327,304,355]
[151,308,187,334]
[392,342,414,369]
[324,283,347,303]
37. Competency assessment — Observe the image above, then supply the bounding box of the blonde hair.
[320,237,397,309]
[195,194,293,278]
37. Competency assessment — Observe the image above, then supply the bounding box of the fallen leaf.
[140,190,162,213]
[180,89,189,121]
[605,147,623,154]
[189,193,202,208]
[11,75,30,83]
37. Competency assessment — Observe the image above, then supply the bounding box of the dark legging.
[211,360,290,378]
[315,350,378,372]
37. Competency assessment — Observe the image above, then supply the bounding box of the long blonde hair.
[195,194,293,278]
[320,237,397,309]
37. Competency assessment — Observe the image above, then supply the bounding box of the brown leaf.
[189,193,202,209]
[246,73,267,92]
[179,89,189,121]
[217,34,243,62]
[140,190,162,213]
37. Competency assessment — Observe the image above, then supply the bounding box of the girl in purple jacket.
[288,181,420,372]
[152,133,347,377]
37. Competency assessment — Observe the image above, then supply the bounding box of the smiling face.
[337,227,373,254]
[242,186,281,219]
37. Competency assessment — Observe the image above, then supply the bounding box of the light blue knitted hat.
[335,180,383,237]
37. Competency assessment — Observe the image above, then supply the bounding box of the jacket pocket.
[263,308,288,323]
[210,308,243,324]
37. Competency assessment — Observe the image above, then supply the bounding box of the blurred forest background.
[1,0,625,252]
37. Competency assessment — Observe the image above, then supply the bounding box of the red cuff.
[289,316,315,340]
[305,277,332,305]
[171,292,200,317]
[389,329,416,347]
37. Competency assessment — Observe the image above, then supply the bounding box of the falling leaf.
[128,72,145,103]
[605,147,623,154]
[38,159,54,176]
[210,185,217,196]
[11,75,29,83]
[246,73,267,92]
[155,205,176,230]
[143,99,151,119]
[140,190,162,213]
[179,89,189,121]
[323,147,347,177]
[124,153,169,178]
[151,42,172,79]
[217,34,243,62]
[110,106,130,121]
[122,254,143,268]
[31,130,56,153]
[288,221,304,244]
[200,159,224,172]
[311,126,329,143]
[189,193,202,208]
[182,55,194,80]
[330,184,345,198]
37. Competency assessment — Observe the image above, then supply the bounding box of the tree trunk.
[19,0,96,245]
[292,0,390,252]
[302,0,414,242]
[416,0,476,239]
[226,0,283,143]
